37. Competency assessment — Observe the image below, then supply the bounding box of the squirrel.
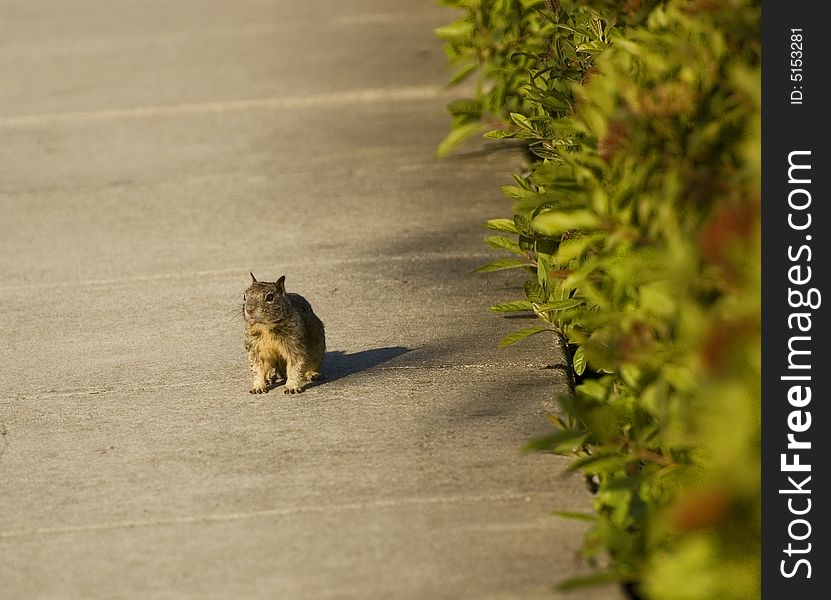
[243,273,326,394]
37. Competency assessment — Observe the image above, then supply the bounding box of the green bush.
[437,1,760,598]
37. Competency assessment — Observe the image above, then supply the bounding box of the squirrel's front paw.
[249,383,269,394]
[283,384,305,395]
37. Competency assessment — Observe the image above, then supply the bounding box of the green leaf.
[434,20,474,42]
[524,280,546,304]
[639,280,677,319]
[553,234,602,265]
[576,379,608,401]
[532,210,602,236]
[483,129,516,139]
[566,451,626,474]
[573,345,587,375]
[472,258,528,273]
[446,98,482,118]
[489,300,534,313]
[514,214,534,234]
[509,112,535,132]
[485,218,520,234]
[620,364,641,388]
[436,122,484,157]
[485,235,524,255]
[551,511,597,522]
[525,428,588,453]
[501,185,528,201]
[498,325,548,348]
[445,62,479,88]
[534,298,585,312]
[536,253,552,290]
[540,94,571,112]
[663,364,696,392]
[604,474,643,491]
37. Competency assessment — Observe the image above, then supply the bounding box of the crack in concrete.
[0,251,494,293]
[2,362,545,402]
[0,424,8,467]
[0,491,551,540]
[0,86,441,129]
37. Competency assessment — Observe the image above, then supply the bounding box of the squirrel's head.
[243,273,288,325]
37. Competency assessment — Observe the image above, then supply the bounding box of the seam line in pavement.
[3,362,550,401]
[0,86,441,129]
[0,252,496,292]
[0,492,548,540]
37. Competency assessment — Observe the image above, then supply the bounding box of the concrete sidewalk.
[0,1,623,598]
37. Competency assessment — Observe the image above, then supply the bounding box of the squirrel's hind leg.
[284,358,311,394]
[304,351,325,383]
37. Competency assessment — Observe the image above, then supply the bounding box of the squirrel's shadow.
[321,346,410,384]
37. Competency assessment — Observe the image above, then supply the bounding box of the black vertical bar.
[762,1,828,597]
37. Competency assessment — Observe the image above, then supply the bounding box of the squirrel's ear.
[275,275,286,294]
[250,272,258,284]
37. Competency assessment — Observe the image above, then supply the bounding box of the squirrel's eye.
[243,294,246,301]
[265,293,274,302]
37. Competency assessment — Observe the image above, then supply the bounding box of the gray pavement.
[0,1,623,598]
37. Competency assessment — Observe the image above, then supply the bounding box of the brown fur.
[243,274,325,394]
